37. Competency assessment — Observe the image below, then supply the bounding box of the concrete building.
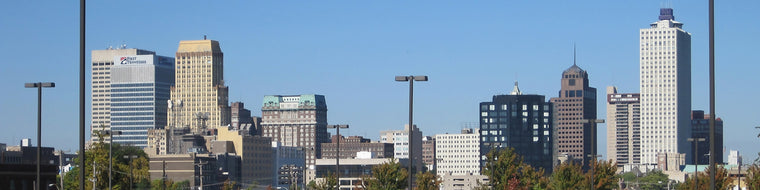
[0,143,63,189]
[261,94,329,171]
[90,48,156,141]
[639,8,693,165]
[690,110,723,165]
[231,102,256,133]
[216,126,275,186]
[440,173,489,190]
[110,54,174,148]
[435,128,480,176]
[272,142,306,189]
[380,124,423,173]
[322,135,394,159]
[421,136,435,171]
[167,39,231,134]
[550,61,598,168]
[148,153,217,188]
[481,82,554,172]
[728,150,741,166]
[606,87,641,168]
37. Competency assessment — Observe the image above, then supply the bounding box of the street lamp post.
[688,137,706,190]
[483,142,502,184]
[395,75,428,190]
[25,82,55,190]
[327,124,349,188]
[106,130,122,190]
[581,119,604,190]
[195,160,208,190]
[123,155,138,190]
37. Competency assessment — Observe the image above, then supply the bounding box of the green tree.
[414,171,441,190]
[638,170,669,190]
[308,172,338,190]
[586,159,618,190]
[548,161,585,190]
[359,158,408,190]
[482,147,547,189]
[677,166,734,190]
[746,164,760,190]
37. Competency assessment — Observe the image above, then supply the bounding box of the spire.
[510,81,522,95]
[573,43,577,66]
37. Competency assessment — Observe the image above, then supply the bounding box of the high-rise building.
[260,95,329,170]
[481,82,554,172]
[605,86,641,167]
[435,128,480,176]
[321,135,394,159]
[550,62,597,167]
[110,55,174,148]
[231,102,255,133]
[639,8,692,165]
[690,110,723,165]
[168,40,230,133]
[380,124,423,173]
[422,136,435,171]
[90,48,156,141]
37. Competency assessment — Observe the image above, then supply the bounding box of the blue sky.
[1,1,758,162]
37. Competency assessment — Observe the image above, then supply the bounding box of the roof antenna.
[573,43,577,66]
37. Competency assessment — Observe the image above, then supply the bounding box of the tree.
[677,166,734,190]
[747,164,760,190]
[308,172,338,190]
[482,147,547,189]
[548,161,585,190]
[359,158,408,190]
[586,159,618,190]
[638,170,669,190]
[414,171,441,190]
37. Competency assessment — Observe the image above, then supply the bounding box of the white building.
[728,150,742,166]
[380,124,423,173]
[314,152,396,190]
[639,8,692,165]
[435,128,480,176]
[440,173,489,190]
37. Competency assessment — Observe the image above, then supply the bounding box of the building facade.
[167,40,231,134]
[435,128,480,176]
[321,135,394,159]
[480,82,554,172]
[231,102,254,132]
[90,48,156,141]
[606,86,641,167]
[380,124,423,173]
[639,8,692,165]
[422,136,435,171]
[110,54,174,148]
[690,110,723,165]
[261,95,329,170]
[550,63,598,167]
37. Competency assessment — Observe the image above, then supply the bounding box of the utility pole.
[195,160,208,190]
[59,150,64,190]
[162,160,166,190]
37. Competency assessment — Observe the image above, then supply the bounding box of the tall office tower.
[606,86,641,168]
[690,110,723,165]
[435,128,480,176]
[380,124,423,173]
[110,55,175,148]
[168,40,231,133]
[91,48,156,141]
[550,62,597,167]
[639,8,692,165]
[481,82,554,172]
[261,95,329,169]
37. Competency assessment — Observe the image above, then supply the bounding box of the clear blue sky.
[1,1,758,162]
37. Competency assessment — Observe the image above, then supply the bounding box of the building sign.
[114,55,154,65]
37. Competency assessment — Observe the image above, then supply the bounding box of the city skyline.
[1,1,759,162]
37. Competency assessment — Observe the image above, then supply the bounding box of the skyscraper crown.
[659,8,675,20]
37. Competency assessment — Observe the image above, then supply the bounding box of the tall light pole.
[195,160,208,190]
[79,0,87,189]
[105,130,122,190]
[688,137,706,190]
[124,155,138,190]
[582,119,604,190]
[327,124,349,188]
[25,82,55,190]
[395,75,427,190]
[708,0,716,189]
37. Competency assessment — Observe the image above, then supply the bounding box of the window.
[569,79,576,86]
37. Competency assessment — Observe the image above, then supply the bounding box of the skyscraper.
[379,124,423,173]
[260,95,329,170]
[605,86,641,167]
[435,128,480,176]
[480,82,554,172]
[167,40,231,133]
[550,62,597,167]
[90,48,158,141]
[639,8,692,165]
[690,110,723,165]
[110,54,174,148]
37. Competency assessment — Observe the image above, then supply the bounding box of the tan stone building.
[168,40,230,133]
[550,63,597,167]
[605,86,641,168]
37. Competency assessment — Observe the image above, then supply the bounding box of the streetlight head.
[24,82,55,88]
[327,124,349,129]
[413,76,428,81]
[395,76,410,82]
